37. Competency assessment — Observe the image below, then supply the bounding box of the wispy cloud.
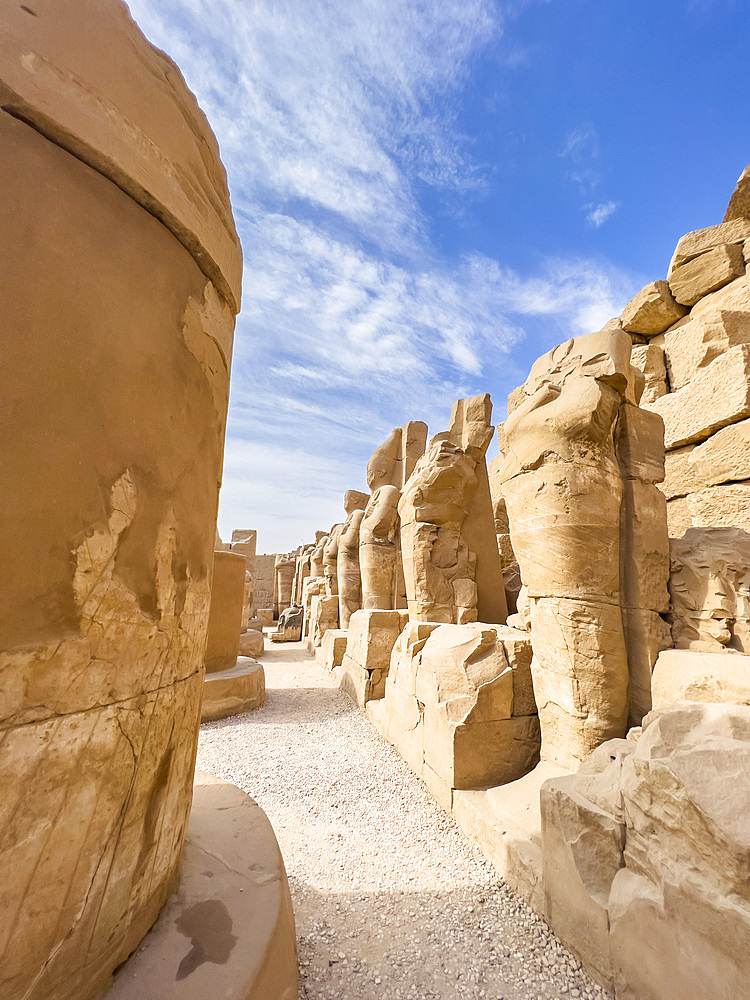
[126,0,640,551]
[586,200,619,227]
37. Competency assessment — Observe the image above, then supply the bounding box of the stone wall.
[0,3,241,998]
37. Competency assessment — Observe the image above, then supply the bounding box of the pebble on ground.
[198,642,613,1000]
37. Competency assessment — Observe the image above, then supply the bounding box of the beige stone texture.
[662,444,701,499]
[651,648,750,709]
[620,280,687,336]
[338,609,408,705]
[322,524,343,597]
[399,440,478,623]
[689,481,750,532]
[274,554,296,617]
[614,403,665,485]
[338,506,366,629]
[201,658,266,722]
[301,576,326,640]
[669,527,750,652]
[669,218,750,271]
[309,532,329,578]
[316,629,348,671]
[307,594,340,649]
[689,272,750,320]
[231,528,257,561]
[669,243,746,307]
[687,417,750,487]
[239,628,265,659]
[257,608,274,627]
[376,622,540,808]
[0,11,244,987]
[105,771,297,1000]
[724,164,750,222]
[666,495,692,538]
[359,485,400,610]
[253,554,277,612]
[205,551,248,673]
[446,395,507,624]
[629,343,667,403]
[646,344,750,448]
[366,422,429,492]
[608,704,750,1000]
[663,310,750,390]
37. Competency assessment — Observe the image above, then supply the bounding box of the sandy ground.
[198,641,612,1000]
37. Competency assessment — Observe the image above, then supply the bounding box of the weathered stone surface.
[0,11,242,991]
[270,606,304,643]
[690,273,750,320]
[106,771,297,1000]
[239,628,265,659]
[689,481,750,532]
[322,525,343,597]
[646,344,750,448]
[360,485,400,610]
[205,551,247,673]
[338,506,365,629]
[608,704,750,1000]
[309,533,328,579]
[662,445,701,499]
[201,658,266,721]
[670,218,750,270]
[651,648,750,709]
[688,417,750,487]
[614,403,665,485]
[253,555,276,612]
[301,576,326,639]
[399,440,478,623]
[316,629,348,671]
[663,310,750,390]
[620,280,687,336]
[338,609,408,705]
[629,343,667,403]
[724,164,750,222]
[274,554,296,617]
[377,622,539,807]
[306,594,339,648]
[669,243,745,307]
[256,608,274,627]
[666,495,692,538]
[669,527,750,652]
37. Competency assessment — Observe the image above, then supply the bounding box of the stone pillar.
[274,554,296,618]
[360,485,400,610]
[204,551,247,673]
[0,4,242,999]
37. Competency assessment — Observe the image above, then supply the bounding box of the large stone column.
[499,329,651,767]
[204,551,247,673]
[0,4,242,999]
[274,554,296,618]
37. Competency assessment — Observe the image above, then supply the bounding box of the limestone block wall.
[0,3,241,999]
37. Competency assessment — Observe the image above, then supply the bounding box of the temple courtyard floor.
[197,641,611,1000]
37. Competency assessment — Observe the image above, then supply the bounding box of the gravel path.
[198,641,612,1000]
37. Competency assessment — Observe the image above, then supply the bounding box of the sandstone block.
[629,343,667,403]
[306,594,338,648]
[724,164,750,222]
[669,218,750,270]
[662,445,700,499]
[646,344,750,448]
[666,495,692,537]
[689,273,750,320]
[688,418,750,487]
[620,607,672,724]
[620,280,687,336]
[689,481,750,532]
[663,309,750,390]
[238,629,265,659]
[668,243,745,307]
[615,404,665,484]
[201,658,266,721]
[338,609,407,705]
[316,629,348,671]
[256,608,274,627]
[619,480,670,615]
[651,648,750,709]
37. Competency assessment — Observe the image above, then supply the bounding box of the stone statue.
[323,524,343,596]
[337,491,368,627]
[310,532,329,579]
[360,485,400,609]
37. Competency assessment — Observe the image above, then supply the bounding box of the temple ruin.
[3,3,750,999]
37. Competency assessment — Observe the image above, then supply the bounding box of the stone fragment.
[669,243,745,307]
[253,555,276,613]
[688,417,750,487]
[669,217,750,269]
[669,527,750,652]
[306,594,339,648]
[614,403,665,485]
[689,273,750,320]
[620,280,687,336]
[646,344,750,448]
[316,629,348,671]
[724,164,750,222]
[201,658,266,721]
[238,629,265,659]
[338,609,408,705]
[629,343,667,403]
[651,648,750,709]
[269,606,304,643]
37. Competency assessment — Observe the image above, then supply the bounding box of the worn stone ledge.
[201,658,266,722]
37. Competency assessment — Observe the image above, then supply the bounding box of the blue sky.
[127,0,749,552]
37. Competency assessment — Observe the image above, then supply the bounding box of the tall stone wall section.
[0,4,242,999]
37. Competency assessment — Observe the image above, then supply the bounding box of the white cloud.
[586,201,619,228]
[125,0,641,552]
